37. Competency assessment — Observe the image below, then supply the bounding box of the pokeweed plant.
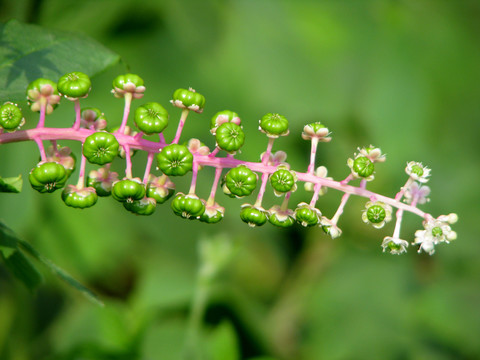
[0,71,457,258]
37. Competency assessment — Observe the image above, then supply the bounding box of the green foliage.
[0,19,120,102]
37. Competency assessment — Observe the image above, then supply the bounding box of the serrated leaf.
[1,249,43,290]
[0,174,22,193]
[0,19,121,102]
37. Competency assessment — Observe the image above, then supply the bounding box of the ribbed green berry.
[259,113,289,138]
[171,88,205,113]
[57,71,91,98]
[156,144,193,176]
[353,156,374,178]
[199,209,224,224]
[124,197,156,215]
[29,162,68,193]
[111,179,146,203]
[113,73,144,90]
[224,165,257,197]
[240,205,268,227]
[366,205,386,224]
[61,186,98,209]
[147,184,175,204]
[86,168,118,197]
[171,193,205,219]
[0,102,24,130]
[294,204,320,227]
[215,122,245,153]
[134,102,169,135]
[269,213,295,228]
[82,132,119,165]
[270,168,296,194]
[26,78,61,114]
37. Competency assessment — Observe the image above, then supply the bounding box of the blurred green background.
[1,0,479,359]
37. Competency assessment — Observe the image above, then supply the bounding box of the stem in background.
[331,192,351,225]
[206,167,223,206]
[124,145,133,179]
[307,137,319,174]
[76,154,87,188]
[172,109,190,144]
[189,161,199,195]
[142,152,155,184]
[72,99,82,131]
[118,93,133,134]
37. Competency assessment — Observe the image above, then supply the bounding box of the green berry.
[57,71,92,98]
[82,132,120,165]
[171,88,205,113]
[353,156,374,178]
[366,205,386,224]
[268,207,295,228]
[199,203,224,224]
[294,203,320,227]
[29,162,68,193]
[86,168,118,197]
[0,102,24,130]
[111,179,146,203]
[113,73,144,90]
[240,205,268,227]
[215,122,245,153]
[270,168,296,195]
[146,175,175,204]
[156,144,193,176]
[259,113,289,138]
[134,102,169,135]
[171,193,205,219]
[62,186,98,209]
[124,197,156,215]
[224,165,257,197]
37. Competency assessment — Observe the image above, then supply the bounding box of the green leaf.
[0,174,22,193]
[0,19,121,102]
[206,321,240,360]
[17,239,103,306]
[1,249,43,290]
[0,221,103,305]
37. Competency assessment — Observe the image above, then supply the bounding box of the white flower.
[304,166,332,195]
[260,151,288,166]
[361,201,392,229]
[404,182,430,205]
[413,215,457,255]
[381,236,409,255]
[405,161,431,183]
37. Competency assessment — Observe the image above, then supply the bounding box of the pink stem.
[34,138,47,161]
[340,174,353,185]
[172,109,189,144]
[261,138,275,165]
[124,145,133,179]
[209,147,220,158]
[309,183,321,207]
[118,93,133,134]
[72,99,82,130]
[207,167,223,206]
[331,193,351,225]
[143,152,155,184]
[255,172,269,207]
[158,133,166,145]
[395,177,414,201]
[188,161,199,195]
[36,102,46,128]
[307,137,319,174]
[280,191,291,211]
[76,154,87,188]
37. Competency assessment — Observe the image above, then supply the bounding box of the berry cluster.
[0,72,457,255]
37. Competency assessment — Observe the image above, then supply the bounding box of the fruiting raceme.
[0,72,457,255]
